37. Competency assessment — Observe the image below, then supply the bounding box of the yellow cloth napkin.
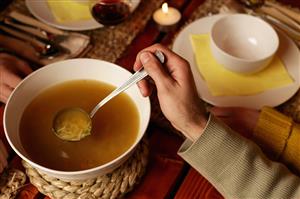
[190,34,294,96]
[47,0,92,23]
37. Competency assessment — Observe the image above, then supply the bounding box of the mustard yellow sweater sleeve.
[253,107,300,175]
[178,115,300,199]
[281,124,300,174]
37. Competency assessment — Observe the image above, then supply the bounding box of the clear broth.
[19,80,139,171]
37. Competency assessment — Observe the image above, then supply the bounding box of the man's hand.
[134,44,207,141]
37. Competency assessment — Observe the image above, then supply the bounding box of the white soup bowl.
[4,59,150,181]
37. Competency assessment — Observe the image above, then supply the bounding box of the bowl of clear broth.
[4,59,150,180]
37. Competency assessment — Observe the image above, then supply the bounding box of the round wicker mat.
[22,139,149,199]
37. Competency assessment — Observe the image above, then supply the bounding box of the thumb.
[140,51,172,88]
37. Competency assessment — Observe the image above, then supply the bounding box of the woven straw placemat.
[21,139,148,199]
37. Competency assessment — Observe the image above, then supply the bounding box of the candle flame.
[162,3,168,14]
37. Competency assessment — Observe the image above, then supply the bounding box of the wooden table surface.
[0,0,299,198]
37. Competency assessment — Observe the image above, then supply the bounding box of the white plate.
[25,0,140,31]
[173,14,300,109]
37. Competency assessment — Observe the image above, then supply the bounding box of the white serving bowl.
[210,14,279,74]
[4,59,150,181]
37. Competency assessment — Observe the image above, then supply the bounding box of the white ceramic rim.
[210,14,279,62]
[25,0,141,31]
[4,58,150,176]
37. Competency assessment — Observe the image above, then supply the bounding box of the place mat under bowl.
[22,139,149,199]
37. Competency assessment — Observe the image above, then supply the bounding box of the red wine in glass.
[91,0,131,26]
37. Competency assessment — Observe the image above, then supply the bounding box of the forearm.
[178,115,300,199]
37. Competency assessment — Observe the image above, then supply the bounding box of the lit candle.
[153,3,181,28]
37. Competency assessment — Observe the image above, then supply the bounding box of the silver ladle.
[53,50,165,141]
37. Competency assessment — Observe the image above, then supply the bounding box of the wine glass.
[90,0,132,26]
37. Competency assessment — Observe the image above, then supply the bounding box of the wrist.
[182,115,208,142]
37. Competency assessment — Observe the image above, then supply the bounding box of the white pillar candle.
[153,3,181,26]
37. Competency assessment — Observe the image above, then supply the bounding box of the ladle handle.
[90,50,165,118]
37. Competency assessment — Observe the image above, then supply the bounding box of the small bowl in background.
[210,14,279,74]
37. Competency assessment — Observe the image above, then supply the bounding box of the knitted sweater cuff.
[253,107,292,159]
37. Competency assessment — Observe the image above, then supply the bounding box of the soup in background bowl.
[4,58,151,181]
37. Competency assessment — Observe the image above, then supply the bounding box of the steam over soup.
[20,80,139,171]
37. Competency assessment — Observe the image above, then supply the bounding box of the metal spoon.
[53,50,165,141]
